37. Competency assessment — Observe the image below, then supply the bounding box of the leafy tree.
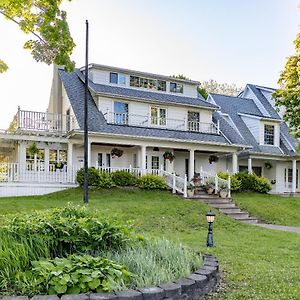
[0,0,75,73]
[172,75,240,99]
[274,31,300,136]
[200,79,241,97]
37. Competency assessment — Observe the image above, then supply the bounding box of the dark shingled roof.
[76,70,218,109]
[210,93,288,155]
[58,69,233,145]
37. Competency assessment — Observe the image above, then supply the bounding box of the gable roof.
[58,69,236,146]
[210,93,287,155]
[75,70,217,110]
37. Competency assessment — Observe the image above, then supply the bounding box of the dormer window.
[110,72,126,85]
[170,82,183,93]
[129,75,166,91]
[264,124,275,145]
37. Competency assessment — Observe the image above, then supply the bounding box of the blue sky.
[0,0,298,128]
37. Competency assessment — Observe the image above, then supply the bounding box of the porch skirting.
[0,182,78,197]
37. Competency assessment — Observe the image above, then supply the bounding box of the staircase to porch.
[187,188,259,224]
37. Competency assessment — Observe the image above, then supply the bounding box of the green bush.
[19,255,132,295]
[76,168,100,187]
[105,238,202,289]
[4,205,135,257]
[235,172,257,191]
[217,172,241,192]
[98,171,114,188]
[253,176,272,194]
[112,170,136,186]
[138,174,167,190]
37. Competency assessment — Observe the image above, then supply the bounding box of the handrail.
[103,111,219,134]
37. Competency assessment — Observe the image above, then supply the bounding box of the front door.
[98,153,111,168]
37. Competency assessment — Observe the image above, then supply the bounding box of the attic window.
[264,124,275,145]
[170,82,183,93]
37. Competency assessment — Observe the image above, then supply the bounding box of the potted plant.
[111,148,123,158]
[55,161,65,171]
[192,175,202,186]
[28,143,39,156]
[163,151,175,162]
[208,155,219,164]
[205,178,215,194]
[265,162,272,169]
[187,183,195,197]
[219,184,228,198]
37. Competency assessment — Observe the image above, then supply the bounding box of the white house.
[0,64,298,196]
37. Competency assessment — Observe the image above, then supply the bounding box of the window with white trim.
[150,107,166,126]
[264,124,275,145]
[151,156,159,170]
[170,82,183,93]
[110,72,126,85]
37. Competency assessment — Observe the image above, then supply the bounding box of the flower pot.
[206,187,214,194]
[219,189,228,198]
[187,189,194,197]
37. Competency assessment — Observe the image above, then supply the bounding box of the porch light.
[206,210,215,247]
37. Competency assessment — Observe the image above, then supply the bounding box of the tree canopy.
[0,0,75,73]
[274,32,300,137]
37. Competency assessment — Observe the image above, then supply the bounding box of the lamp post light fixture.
[206,210,216,247]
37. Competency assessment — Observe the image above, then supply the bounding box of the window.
[114,102,128,124]
[118,73,126,85]
[151,156,159,170]
[188,111,200,131]
[151,107,166,126]
[110,72,118,84]
[49,149,67,170]
[129,75,166,91]
[264,124,275,145]
[170,82,183,93]
[285,168,299,188]
[110,72,126,85]
[157,80,166,91]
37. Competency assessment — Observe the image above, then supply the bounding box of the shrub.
[253,176,272,194]
[235,172,257,191]
[18,255,132,295]
[3,205,135,257]
[76,168,100,187]
[104,238,202,289]
[217,172,241,192]
[137,174,167,190]
[112,170,137,186]
[98,171,114,188]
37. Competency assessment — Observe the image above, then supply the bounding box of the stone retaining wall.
[1,254,219,300]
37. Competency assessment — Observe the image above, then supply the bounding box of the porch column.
[248,158,252,174]
[189,149,195,181]
[292,159,297,193]
[44,148,49,172]
[140,145,146,171]
[67,143,73,168]
[232,152,238,174]
[88,142,92,167]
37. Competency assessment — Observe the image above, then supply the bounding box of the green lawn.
[234,192,300,227]
[1,188,300,300]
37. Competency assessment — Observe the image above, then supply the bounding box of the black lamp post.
[206,210,215,247]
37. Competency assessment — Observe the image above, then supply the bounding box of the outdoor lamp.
[206,210,215,247]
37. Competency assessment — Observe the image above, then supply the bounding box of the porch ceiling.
[91,142,136,148]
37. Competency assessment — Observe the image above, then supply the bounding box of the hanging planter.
[265,162,272,169]
[28,143,39,156]
[208,155,219,164]
[163,151,175,162]
[111,148,123,158]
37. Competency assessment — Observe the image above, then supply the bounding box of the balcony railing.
[12,109,77,133]
[103,111,220,134]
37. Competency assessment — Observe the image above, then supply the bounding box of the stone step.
[226,212,250,219]
[239,218,259,224]
[210,203,236,209]
[219,208,242,214]
[202,199,233,205]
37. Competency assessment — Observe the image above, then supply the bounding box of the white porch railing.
[0,163,80,184]
[199,167,231,198]
[12,109,77,133]
[103,111,220,134]
[98,166,188,197]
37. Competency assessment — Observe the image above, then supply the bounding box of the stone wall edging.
[1,254,219,300]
